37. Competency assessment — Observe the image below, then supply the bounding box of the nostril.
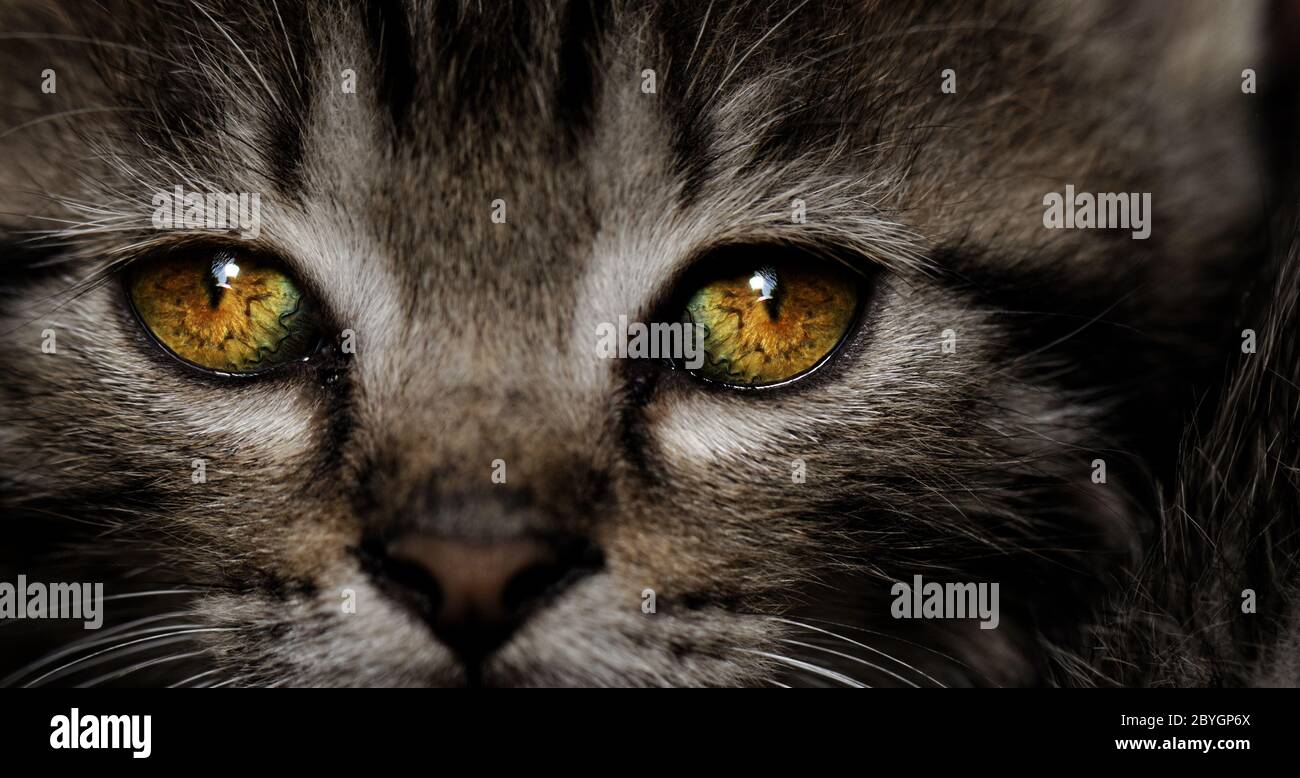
[360,533,603,669]
[501,539,604,613]
[357,537,446,617]
[501,562,568,613]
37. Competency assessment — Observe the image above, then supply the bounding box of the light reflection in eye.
[748,267,778,302]
[211,254,241,290]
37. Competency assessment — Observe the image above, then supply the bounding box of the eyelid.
[116,236,326,314]
[647,242,872,318]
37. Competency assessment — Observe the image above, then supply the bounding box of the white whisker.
[78,650,209,688]
[170,668,224,688]
[737,648,867,688]
[771,617,946,687]
[778,638,919,688]
[25,627,237,687]
[2,612,193,685]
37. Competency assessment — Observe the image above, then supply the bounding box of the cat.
[0,0,1295,687]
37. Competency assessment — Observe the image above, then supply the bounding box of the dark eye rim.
[122,242,326,379]
[657,242,873,392]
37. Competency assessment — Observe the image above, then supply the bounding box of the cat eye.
[677,251,862,388]
[126,248,321,375]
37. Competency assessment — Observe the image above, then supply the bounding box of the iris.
[681,259,859,387]
[127,250,320,375]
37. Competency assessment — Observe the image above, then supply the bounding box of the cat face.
[0,0,1267,686]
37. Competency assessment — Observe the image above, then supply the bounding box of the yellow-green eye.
[127,250,320,375]
[681,258,860,387]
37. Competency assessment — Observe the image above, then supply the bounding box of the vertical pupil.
[206,255,240,308]
[747,266,781,319]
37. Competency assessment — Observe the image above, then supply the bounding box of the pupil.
[206,254,240,308]
[747,266,781,319]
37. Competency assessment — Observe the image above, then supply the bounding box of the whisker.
[170,668,223,688]
[25,627,236,687]
[737,649,867,688]
[0,107,147,141]
[778,638,919,688]
[100,590,204,602]
[0,33,187,67]
[29,633,204,688]
[770,617,945,687]
[2,612,193,685]
[796,615,994,686]
[188,0,284,112]
[77,650,209,688]
[706,0,812,108]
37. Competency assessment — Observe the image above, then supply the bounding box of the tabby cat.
[0,0,1296,687]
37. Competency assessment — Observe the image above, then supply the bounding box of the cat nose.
[374,533,603,668]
